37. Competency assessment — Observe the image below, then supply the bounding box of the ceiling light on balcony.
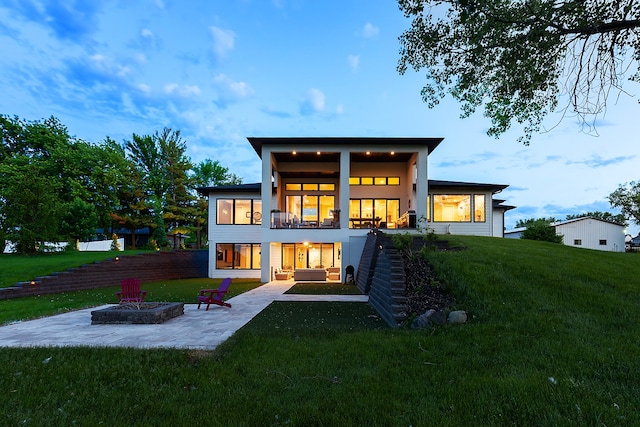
[390,151,395,155]
[316,151,321,155]
[292,151,297,155]
[366,151,371,155]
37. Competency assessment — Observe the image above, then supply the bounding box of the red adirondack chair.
[197,278,232,310]
[116,278,147,303]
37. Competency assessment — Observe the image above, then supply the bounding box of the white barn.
[554,217,625,252]
[505,217,626,252]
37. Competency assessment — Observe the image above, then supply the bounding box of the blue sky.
[1,0,639,235]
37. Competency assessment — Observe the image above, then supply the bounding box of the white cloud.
[141,28,153,38]
[347,54,359,72]
[213,73,255,106]
[210,26,235,59]
[300,88,325,115]
[136,83,152,95]
[164,83,202,98]
[361,22,379,38]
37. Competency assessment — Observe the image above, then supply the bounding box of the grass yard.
[285,281,363,295]
[1,236,640,425]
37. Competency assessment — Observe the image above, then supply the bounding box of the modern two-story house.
[199,137,513,282]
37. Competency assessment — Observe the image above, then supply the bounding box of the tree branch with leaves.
[397,0,640,144]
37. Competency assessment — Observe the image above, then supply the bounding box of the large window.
[431,194,486,222]
[286,195,334,224]
[216,199,262,225]
[282,243,336,269]
[216,243,261,269]
[349,199,400,228]
[433,195,470,222]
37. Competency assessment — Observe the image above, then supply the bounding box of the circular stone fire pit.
[91,302,184,324]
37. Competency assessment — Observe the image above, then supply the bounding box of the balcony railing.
[270,211,339,229]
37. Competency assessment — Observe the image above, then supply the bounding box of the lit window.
[387,177,400,185]
[349,177,360,185]
[375,177,387,185]
[361,177,374,185]
[216,243,261,270]
[433,195,471,222]
[216,199,261,225]
[474,195,486,222]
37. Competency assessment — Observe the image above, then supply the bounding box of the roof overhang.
[247,136,444,161]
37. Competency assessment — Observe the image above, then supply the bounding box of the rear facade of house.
[200,137,513,282]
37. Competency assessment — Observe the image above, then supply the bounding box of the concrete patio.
[0,281,368,350]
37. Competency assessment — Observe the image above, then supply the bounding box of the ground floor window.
[216,243,261,269]
[281,243,337,270]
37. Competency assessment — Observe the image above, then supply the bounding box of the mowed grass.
[1,236,640,425]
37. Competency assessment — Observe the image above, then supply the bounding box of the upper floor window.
[430,194,486,223]
[474,195,486,222]
[433,195,471,222]
[216,199,262,225]
[285,183,335,191]
[349,176,400,186]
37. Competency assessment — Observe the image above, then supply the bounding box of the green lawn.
[1,236,639,425]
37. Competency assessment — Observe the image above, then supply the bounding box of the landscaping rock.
[448,310,468,324]
[429,309,447,325]
[411,308,447,328]
[411,309,434,329]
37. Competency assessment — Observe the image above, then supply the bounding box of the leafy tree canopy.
[398,0,640,144]
[515,217,558,228]
[520,218,564,243]
[608,180,640,227]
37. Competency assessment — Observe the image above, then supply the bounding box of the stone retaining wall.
[357,231,409,327]
[0,250,207,300]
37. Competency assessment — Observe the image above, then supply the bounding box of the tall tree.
[191,159,243,187]
[397,1,640,144]
[0,156,63,253]
[608,181,640,229]
[156,128,196,248]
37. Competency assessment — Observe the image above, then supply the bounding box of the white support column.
[415,149,428,221]
[261,148,273,282]
[339,150,350,230]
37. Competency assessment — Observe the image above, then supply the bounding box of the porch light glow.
[292,151,297,155]
[390,151,395,155]
[366,151,371,155]
[316,151,321,155]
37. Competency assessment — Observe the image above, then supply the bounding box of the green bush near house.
[1,236,639,425]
